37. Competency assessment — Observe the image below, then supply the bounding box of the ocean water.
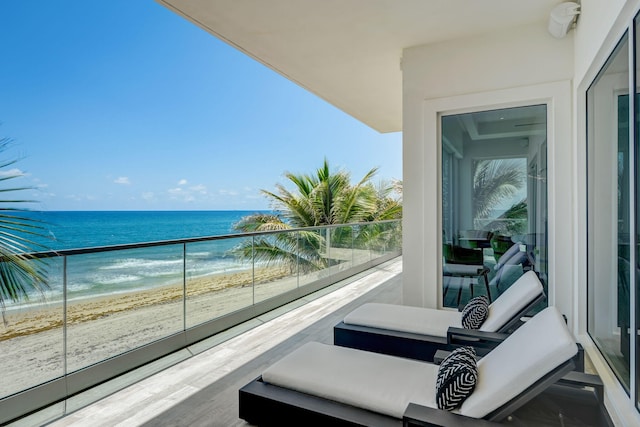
[13,210,269,305]
[33,210,262,250]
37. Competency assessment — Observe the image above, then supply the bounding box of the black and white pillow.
[461,295,490,329]
[435,346,478,410]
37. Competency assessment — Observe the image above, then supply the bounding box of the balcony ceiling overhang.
[157,0,560,133]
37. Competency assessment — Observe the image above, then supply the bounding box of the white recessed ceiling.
[157,0,561,133]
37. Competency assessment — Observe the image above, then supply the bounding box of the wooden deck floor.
[18,256,612,427]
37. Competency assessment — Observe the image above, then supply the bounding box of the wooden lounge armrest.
[403,403,502,427]
[446,327,509,350]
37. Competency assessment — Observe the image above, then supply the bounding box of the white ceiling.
[156,0,561,133]
[457,105,548,141]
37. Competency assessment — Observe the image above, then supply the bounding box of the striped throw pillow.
[435,346,478,410]
[461,295,489,329]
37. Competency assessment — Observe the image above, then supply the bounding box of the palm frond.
[0,135,52,324]
[473,159,525,219]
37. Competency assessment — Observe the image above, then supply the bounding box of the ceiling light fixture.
[548,2,580,39]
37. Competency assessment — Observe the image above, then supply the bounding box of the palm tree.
[232,159,401,271]
[484,199,528,234]
[0,136,50,323]
[260,159,380,227]
[473,159,525,230]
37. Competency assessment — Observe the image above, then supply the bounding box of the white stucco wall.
[574,0,631,88]
[402,23,574,315]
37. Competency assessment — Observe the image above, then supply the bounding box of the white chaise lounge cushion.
[459,306,578,418]
[342,270,543,337]
[262,306,576,421]
[479,270,543,332]
[262,341,437,419]
[343,302,462,336]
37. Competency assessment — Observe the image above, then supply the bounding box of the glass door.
[441,105,548,308]
[587,33,631,392]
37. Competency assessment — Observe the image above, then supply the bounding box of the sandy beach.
[0,265,291,341]
[0,264,301,397]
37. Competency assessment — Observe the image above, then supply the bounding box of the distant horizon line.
[29,209,274,213]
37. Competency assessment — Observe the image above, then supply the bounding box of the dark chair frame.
[238,359,581,426]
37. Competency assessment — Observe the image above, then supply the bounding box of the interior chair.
[443,242,491,305]
[457,229,493,250]
[334,270,547,363]
[239,307,597,426]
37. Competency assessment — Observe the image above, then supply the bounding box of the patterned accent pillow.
[435,346,478,410]
[461,295,490,329]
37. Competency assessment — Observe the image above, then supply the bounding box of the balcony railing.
[0,219,401,425]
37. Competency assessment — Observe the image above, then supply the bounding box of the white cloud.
[64,194,97,201]
[178,179,188,186]
[114,177,131,185]
[0,168,25,177]
[167,183,210,204]
[190,184,207,193]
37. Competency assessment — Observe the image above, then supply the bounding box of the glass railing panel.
[364,221,399,258]
[352,224,373,267]
[326,225,354,273]
[253,231,299,303]
[297,228,329,287]
[185,237,254,328]
[388,220,403,254]
[65,245,184,373]
[0,257,64,399]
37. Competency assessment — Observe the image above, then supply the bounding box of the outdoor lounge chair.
[239,307,600,426]
[334,270,547,363]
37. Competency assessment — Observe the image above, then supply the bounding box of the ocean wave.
[90,273,143,286]
[100,257,184,271]
[187,251,213,258]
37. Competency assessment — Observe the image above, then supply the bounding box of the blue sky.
[0,1,401,211]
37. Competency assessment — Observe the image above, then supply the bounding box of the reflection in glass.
[441,105,548,308]
[587,33,631,391]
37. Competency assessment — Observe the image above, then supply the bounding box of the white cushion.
[343,302,462,337]
[479,270,543,332]
[459,306,578,418]
[342,271,542,337]
[262,341,437,419]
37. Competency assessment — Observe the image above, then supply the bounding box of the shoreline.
[0,265,291,341]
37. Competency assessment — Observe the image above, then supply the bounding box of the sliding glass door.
[587,31,633,394]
